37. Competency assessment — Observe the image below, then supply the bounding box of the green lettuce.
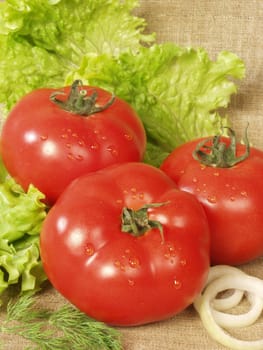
[0,175,47,300]
[65,44,245,164]
[0,0,154,112]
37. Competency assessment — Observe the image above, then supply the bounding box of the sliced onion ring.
[194,265,263,350]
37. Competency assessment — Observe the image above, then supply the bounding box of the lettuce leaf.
[0,176,47,299]
[0,0,154,112]
[65,43,245,165]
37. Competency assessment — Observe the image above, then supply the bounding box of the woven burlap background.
[1,1,263,349]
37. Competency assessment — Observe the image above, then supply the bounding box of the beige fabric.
[1,1,263,349]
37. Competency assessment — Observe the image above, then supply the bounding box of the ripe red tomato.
[40,162,210,326]
[161,131,263,265]
[0,81,146,204]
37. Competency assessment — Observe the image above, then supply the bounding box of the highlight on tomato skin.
[0,81,146,205]
[40,162,211,326]
[160,128,263,266]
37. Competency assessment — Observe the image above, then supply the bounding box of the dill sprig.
[1,292,122,350]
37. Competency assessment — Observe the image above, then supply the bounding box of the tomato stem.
[192,126,250,168]
[121,202,168,241]
[50,80,115,116]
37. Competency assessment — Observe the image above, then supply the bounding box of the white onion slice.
[194,265,263,350]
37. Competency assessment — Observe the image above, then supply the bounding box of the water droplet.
[114,260,121,267]
[90,143,99,150]
[114,260,125,271]
[124,133,133,141]
[130,188,137,193]
[213,172,219,176]
[78,140,85,146]
[192,177,198,183]
[207,195,217,204]
[125,249,131,254]
[164,243,177,259]
[180,258,187,266]
[116,199,123,205]
[67,152,74,160]
[200,165,206,170]
[72,133,78,138]
[67,128,72,133]
[40,135,48,141]
[240,191,248,197]
[230,196,235,201]
[128,279,135,287]
[180,169,185,175]
[61,134,68,139]
[128,257,140,268]
[231,186,236,191]
[173,279,182,289]
[85,243,95,256]
[66,143,71,148]
[106,145,118,157]
[75,154,84,161]
[138,192,144,200]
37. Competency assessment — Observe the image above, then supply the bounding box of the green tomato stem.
[50,80,115,116]
[192,126,250,168]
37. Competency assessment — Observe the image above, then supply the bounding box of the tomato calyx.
[50,80,115,116]
[192,126,250,168]
[121,202,168,241]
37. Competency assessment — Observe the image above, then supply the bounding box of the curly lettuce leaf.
[0,177,47,298]
[66,43,245,165]
[0,0,154,112]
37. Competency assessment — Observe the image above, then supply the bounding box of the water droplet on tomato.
[90,143,99,150]
[173,279,182,289]
[85,243,95,256]
[128,257,140,268]
[207,195,217,204]
[40,135,48,141]
[213,172,219,176]
[240,191,248,197]
[67,152,74,160]
[78,140,85,146]
[180,258,187,266]
[61,134,68,139]
[192,177,198,183]
[128,279,135,287]
[75,154,84,161]
[230,196,235,201]
[66,143,72,148]
[124,133,133,141]
[107,145,118,157]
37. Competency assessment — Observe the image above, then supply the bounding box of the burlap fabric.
[1,1,263,349]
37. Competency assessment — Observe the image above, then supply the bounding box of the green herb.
[1,291,122,350]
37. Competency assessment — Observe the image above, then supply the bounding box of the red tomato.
[40,162,210,326]
[0,81,146,204]
[161,133,263,265]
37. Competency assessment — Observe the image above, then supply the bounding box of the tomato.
[0,80,146,204]
[161,130,263,265]
[40,162,210,326]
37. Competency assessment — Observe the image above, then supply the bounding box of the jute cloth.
[1,1,263,349]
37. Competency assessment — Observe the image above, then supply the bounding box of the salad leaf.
[0,0,154,112]
[0,176,47,300]
[65,43,245,165]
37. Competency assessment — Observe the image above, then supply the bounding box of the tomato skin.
[0,85,146,204]
[161,136,263,265]
[40,162,210,326]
